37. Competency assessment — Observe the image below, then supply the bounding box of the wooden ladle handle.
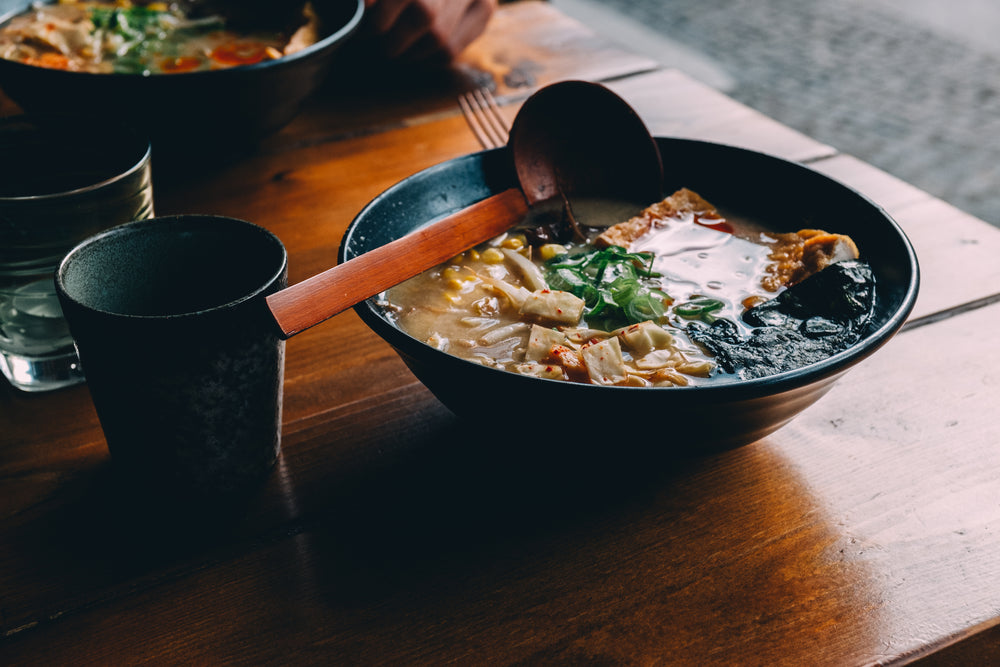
[266,188,529,338]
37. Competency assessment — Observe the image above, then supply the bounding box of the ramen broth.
[0,1,318,74]
[382,188,862,387]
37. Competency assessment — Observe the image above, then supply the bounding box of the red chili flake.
[695,213,734,234]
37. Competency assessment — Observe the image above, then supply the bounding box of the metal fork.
[458,88,510,149]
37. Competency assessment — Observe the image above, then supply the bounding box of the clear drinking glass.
[0,115,153,392]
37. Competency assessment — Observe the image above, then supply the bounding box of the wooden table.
[3,2,999,664]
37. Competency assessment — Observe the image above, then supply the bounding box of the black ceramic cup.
[56,215,288,503]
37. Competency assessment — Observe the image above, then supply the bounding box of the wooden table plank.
[605,69,838,164]
[808,153,934,215]
[887,197,1000,319]
[3,1,1000,661]
[908,617,1000,665]
[6,64,995,531]
[0,380,453,647]
[2,302,998,665]
[771,302,1000,655]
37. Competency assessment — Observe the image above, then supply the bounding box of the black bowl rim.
[0,113,152,201]
[343,137,921,401]
[0,0,364,79]
[57,214,288,322]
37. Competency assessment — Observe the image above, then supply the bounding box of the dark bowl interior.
[341,138,920,453]
[0,0,363,159]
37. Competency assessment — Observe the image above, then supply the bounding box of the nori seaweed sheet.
[687,260,876,380]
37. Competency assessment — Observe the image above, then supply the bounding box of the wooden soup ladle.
[265,80,664,338]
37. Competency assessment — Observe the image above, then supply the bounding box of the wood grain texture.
[2,1,1000,664]
[904,617,1000,665]
[2,305,998,665]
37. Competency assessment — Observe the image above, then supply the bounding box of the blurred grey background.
[553,0,1000,228]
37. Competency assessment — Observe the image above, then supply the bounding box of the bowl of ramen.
[0,0,364,157]
[341,138,919,453]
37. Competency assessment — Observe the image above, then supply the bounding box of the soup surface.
[0,1,319,74]
[382,188,872,387]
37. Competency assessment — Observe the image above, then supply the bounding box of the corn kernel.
[443,291,462,304]
[442,266,462,280]
[447,278,466,290]
[467,249,480,261]
[539,244,567,260]
[500,235,525,250]
[481,247,505,264]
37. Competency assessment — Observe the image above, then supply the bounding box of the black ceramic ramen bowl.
[341,138,920,454]
[0,0,363,161]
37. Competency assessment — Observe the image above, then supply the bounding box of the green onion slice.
[675,297,725,322]
[544,245,670,330]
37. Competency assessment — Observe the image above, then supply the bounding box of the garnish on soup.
[381,188,875,386]
[0,0,319,74]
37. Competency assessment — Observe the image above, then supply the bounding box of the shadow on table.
[309,418,708,596]
[1,386,885,661]
[265,411,887,661]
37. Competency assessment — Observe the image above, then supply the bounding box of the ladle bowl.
[509,79,663,206]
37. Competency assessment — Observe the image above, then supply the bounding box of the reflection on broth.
[381,188,875,387]
[631,213,774,335]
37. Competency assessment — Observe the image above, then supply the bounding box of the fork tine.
[458,92,494,149]
[459,88,510,149]
[472,88,510,146]
[462,90,505,149]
